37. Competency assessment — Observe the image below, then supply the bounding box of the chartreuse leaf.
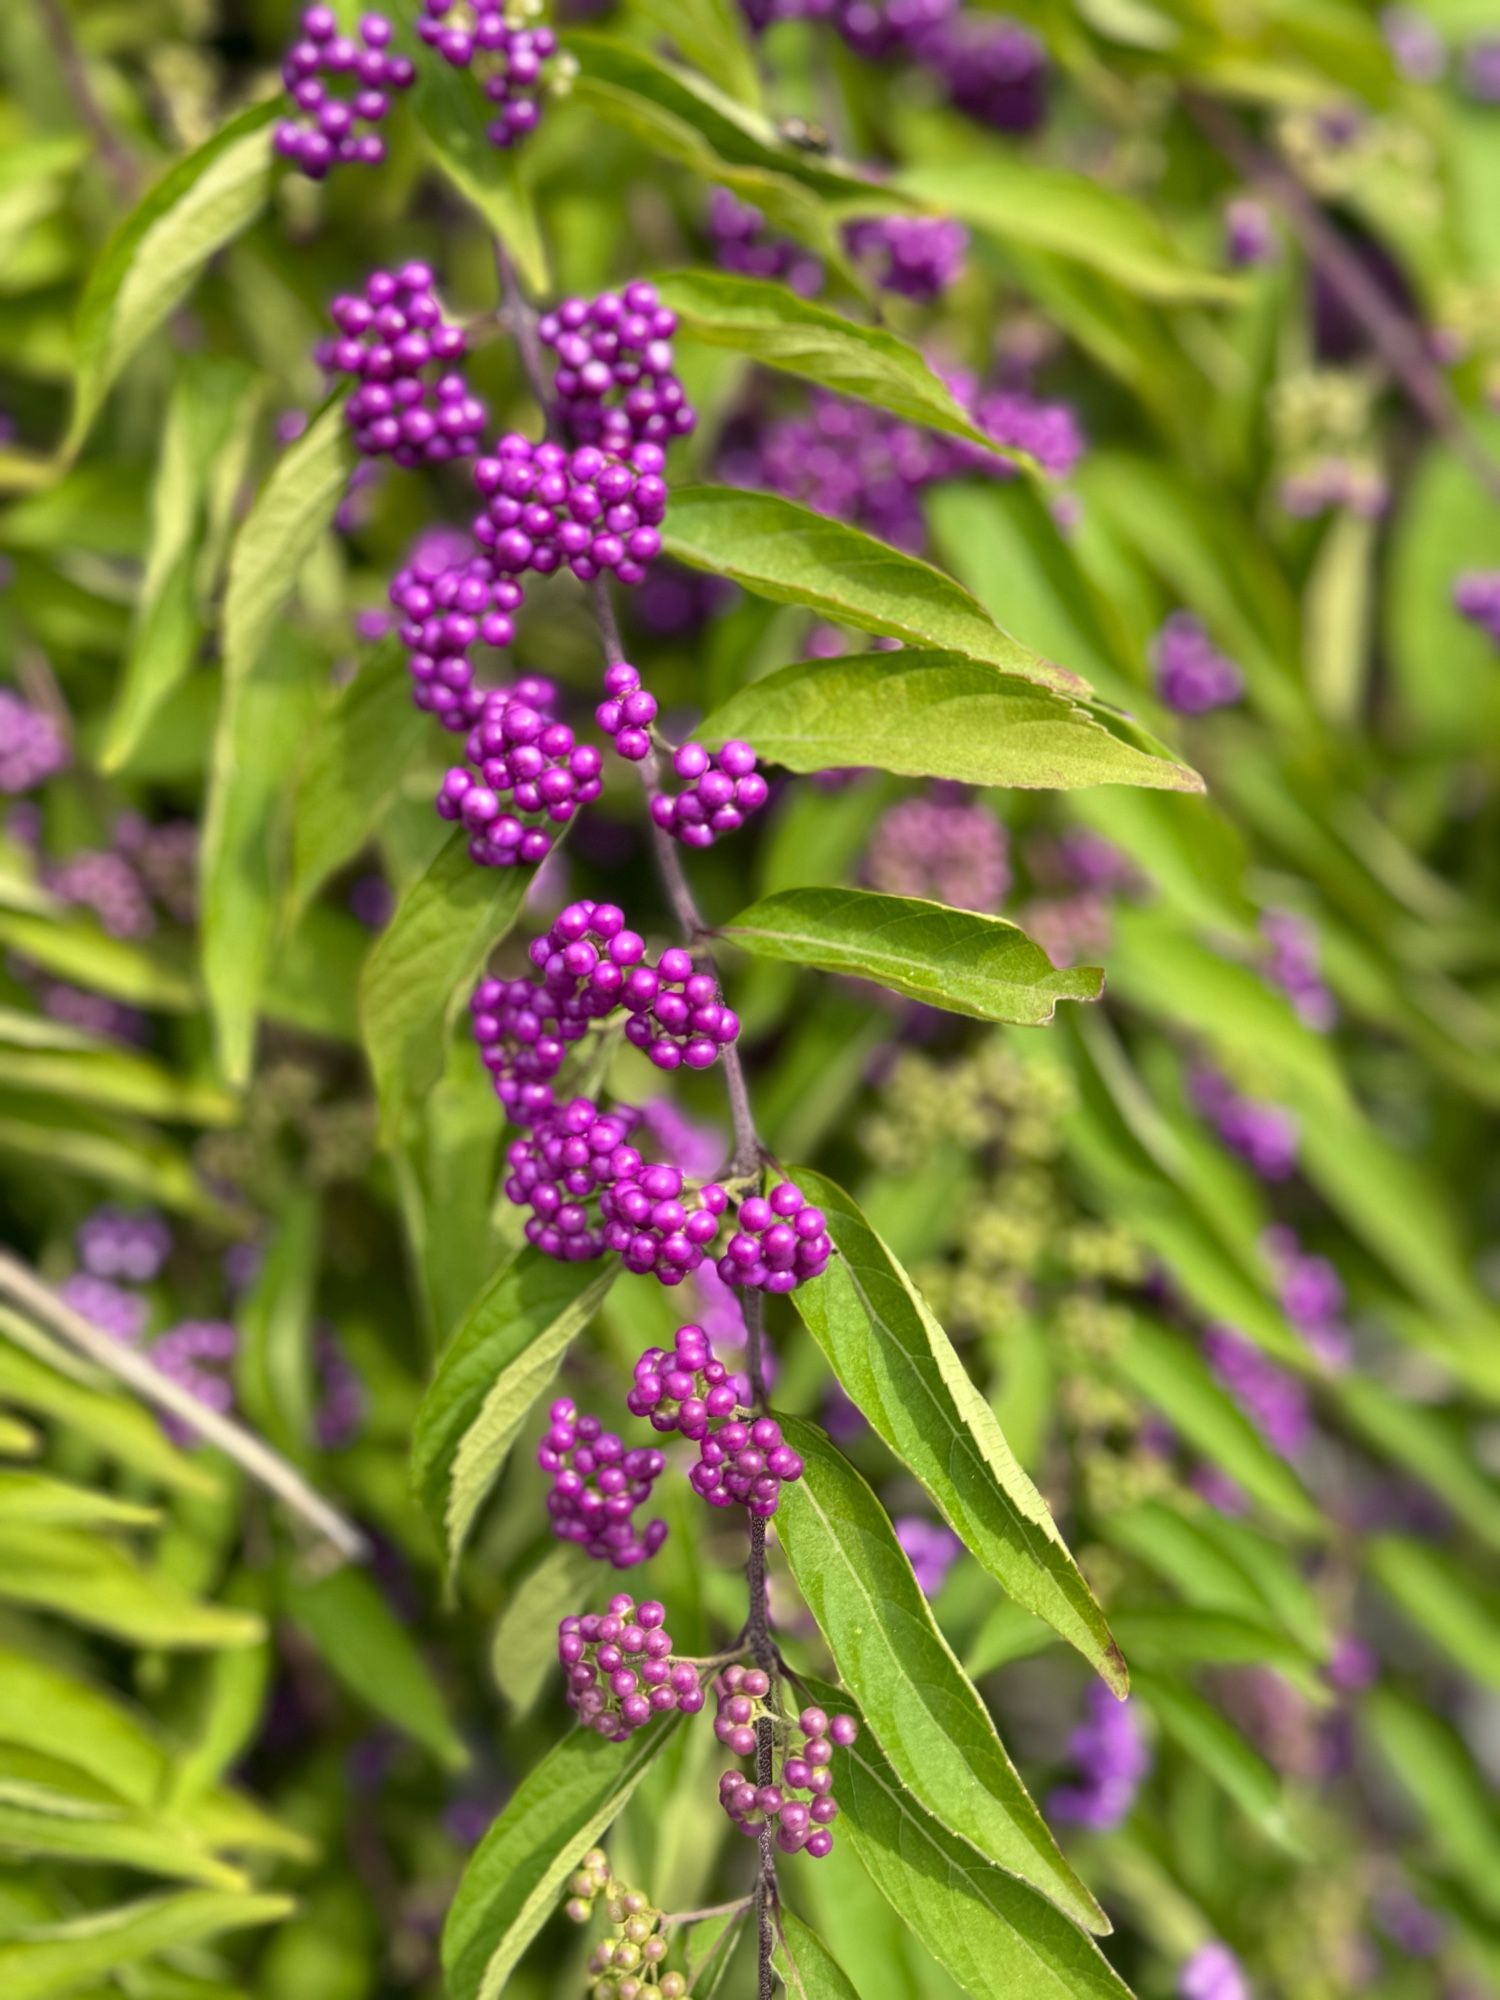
[798,1674,1131,1998]
[1102,1502,1330,1658]
[361,832,530,1139]
[0,1093,221,1221]
[1368,1536,1500,1688]
[443,1718,684,2000]
[898,152,1236,304]
[0,1346,216,1498]
[0,1413,40,1456]
[0,1889,293,2000]
[411,1249,618,1569]
[102,357,258,772]
[234,1193,319,1455]
[662,487,1089,693]
[0,1650,167,1808]
[1106,1608,1325,1697]
[1363,1688,1500,1920]
[0,1779,243,1890]
[0,1523,264,1650]
[629,0,762,109]
[387,0,549,292]
[1107,1316,1320,1532]
[490,1543,595,1715]
[697,651,1201,794]
[204,404,354,1083]
[0,1471,159,1530]
[290,637,430,921]
[776,1423,1108,1933]
[281,1564,466,1770]
[787,1168,1124,1690]
[0,1044,232,1124]
[0,910,196,1010]
[774,1910,861,2000]
[68,99,280,453]
[651,272,1002,452]
[1131,1670,1300,1852]
[722,889,1101,1024]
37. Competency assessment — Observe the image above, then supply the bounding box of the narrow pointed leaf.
[662,486,1088,693]
[0,1472,160,1530]
[697,651,1200,793]
[443,1719,683,2000]
[411,1248,618,1569]
[774,1910,862,2000]
[0,1889,293,2000]
[777,1424,1108,1933]
[0,1523,264,1650]
[799,1675,1132,1999]
[0,1346,216,1498]
[789,1167,1124,1689]
[722,888,1101,1023]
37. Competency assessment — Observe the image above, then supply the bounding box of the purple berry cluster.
[44,849,155,940]
[844,213,968,301]
[1263,1225,1351,1369]
[1260,908,1336,1031]
[538,284,696,452]
[716,1181,831,1294]
[539,1398,667,1566]
[1152,612,1245,715]
[1224,197,1276,269]
[474,434,668,584]
[58,1274,149,1345]
[319,265,485,468]
[416,0,573,150]
[389,543,524,732]
[865,791,1010,911]
[1049,1684,1150,1832]
[601,1159,729,1283]
[650,742,769,849]
[714,1679,856,1859]
[1179,1943,1249,2000]
[0,691,69,794]
[628,1324,805,1518]
[709,189,823,296]
[276,8,414,180]
[557,1594,704,1738]
[1203,1324,1311,1457]
[826,0,1048,135]
[149,1320,237,1445]
[77,1206,171,1284]
[1453,570,1500,648]
[437,682,602,865]
[1190,1067,1298,1181]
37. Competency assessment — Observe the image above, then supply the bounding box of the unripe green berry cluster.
[562,1852,690,1999]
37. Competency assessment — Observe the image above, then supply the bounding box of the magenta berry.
[714,1674,856,1856]
[0,690,69,793]
[717,1179,832,1294]
[416,0,571,150]
[276,8,414,180]
[319,265,486,469]
[148,1321,238,1445]
[389,536,527,733]
[437,684,602,867]
[595,660,657,762]
[472,433,668,587]
[538,283,696,451]
[650,740,769,849]
[558,1595,702,1738]
[1152,612,1244,716]
[628,1324,804,1517]
[539,1397,667,1566]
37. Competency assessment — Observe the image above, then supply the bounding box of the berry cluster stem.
[495,236,780,1995]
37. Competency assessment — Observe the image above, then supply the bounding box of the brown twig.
[1187,93,1500,505]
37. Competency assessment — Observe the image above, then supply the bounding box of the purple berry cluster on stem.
[0,690,69,794]
[417,0,573,149]
[320,264,485,468]
[437,681,602,865]
[277,8,413,179]
[1153,612,1245,715]
[717,1181,832,1293]
[539,284,696,451]
[77,1206,171,1284]
[651,741,770,849]
[628,1324,805,1518]
[540,1398,667,1565]
[149,1320,238,1445]
[715,1678,856,1859]
[389,548,524,732]
[1049,1683,1150,1831]
[557,1594,704,1738]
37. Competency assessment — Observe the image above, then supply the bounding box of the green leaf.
[799,1676,1132,1999]
[0,1471,160,1531]
[0,1045,231,1124]
[489,1543,595,1715]
[774,1910,861,2000]
[289,638,430,922]
[1368,1536,1500,1689]
[1332,1375,1500,1556]
[443,1720,683,2000]
[1102,1502,1329,1657]
[0,1784,242,1890]
[0,1649,168,1809]
[1132,1670,1300,1851]
[281,1564,467,1770]
[411,1249,618,1570]
[1107,1607,1324,1695]
[387,0,549,292]
[1363,1688,1500,1921]
[360,832,529,1138]
[0,1890,293,2000]
[662,486,1090,692]
[234,1194,319,1455]
[651,271,1004,451]
[899,151,1236,304]
[0,1522,263,1649]
[721,888,1101,1024]
[776,1423,1107,1933]
[697,651,1201,793]
[0,910,196,1011]
[1108,1316,1320,1532]
[788,1167,1124,1689]
[0,1346,216,1498]
[628,0,763,109]
[68,101,279,453]
[0,1093,221,1221]
[101,358,258,772]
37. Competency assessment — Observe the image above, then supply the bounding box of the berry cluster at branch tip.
[320,265,485,468]
[277,8,414,179]
[540,1398,667,1566]
[629,1324,805,1517]
[417,0,575,149]
[558,1595,704,1738]
[715,1678,856,1859]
